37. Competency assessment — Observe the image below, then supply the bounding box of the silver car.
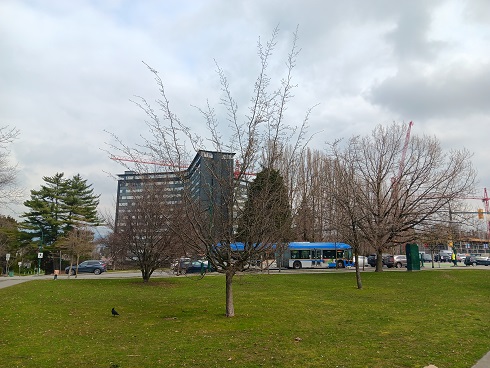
[386,255,407,268]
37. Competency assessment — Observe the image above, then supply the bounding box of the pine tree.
[62,174,100,232]
[237,168,292,244]
[21,173,101,272]
[22,173,67,245]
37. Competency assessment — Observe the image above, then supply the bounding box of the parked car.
[457,254,467,263]
[367,254,390,267]
[464,256,477,266]
[185,260,214,273]
[475,256,490,266]
[385,255,407,268]
[173,258,214,275]
[434,254,451,262]
[65,260,107,275]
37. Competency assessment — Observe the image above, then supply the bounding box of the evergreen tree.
[22,173,67,245]
[21,173,101,272]
[63,174,100,232]
[0,215,20,256]
[237,168,292,244]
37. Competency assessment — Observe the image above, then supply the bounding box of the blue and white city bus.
[278,242,354,269]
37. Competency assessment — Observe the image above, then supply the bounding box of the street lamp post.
[37,227,44,276]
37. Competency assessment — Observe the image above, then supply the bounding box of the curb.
[472,351,490,368]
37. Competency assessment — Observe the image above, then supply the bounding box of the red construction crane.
[233,160,257,179]
[462,188,490,238]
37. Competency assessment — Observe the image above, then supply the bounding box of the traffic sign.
[5,253,10,261]
[38,252,43,259]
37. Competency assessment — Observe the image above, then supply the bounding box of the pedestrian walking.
[451,252,457,266]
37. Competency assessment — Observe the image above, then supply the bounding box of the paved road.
[0,262,488,289]
[0,270,165,289]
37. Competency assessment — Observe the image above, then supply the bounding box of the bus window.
[323,250,336,259]
[299,250,310,259]
[291,250,311,259]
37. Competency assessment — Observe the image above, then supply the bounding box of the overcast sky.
[1,0,490,222]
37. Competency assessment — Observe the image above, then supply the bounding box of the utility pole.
[38,227,43,276]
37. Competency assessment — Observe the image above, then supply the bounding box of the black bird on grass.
[111,308,120,317]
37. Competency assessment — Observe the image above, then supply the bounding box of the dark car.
[464,256,477,266]
[65,260,107,275]
[475,256,490,266]
[173,258,214,275]
[185,260,214,274]
[367,254,390,267]
[434,254,451,262]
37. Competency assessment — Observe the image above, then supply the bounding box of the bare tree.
[329,122,476,272]
[100,208,129,271]
[0,126,22,210]
[117,179,185,282]
[417,223,453,268]
[288,148,336,242]
[329,149,367,288]
[59,227,95,278]
[107,27,313,316]
[99,230,127,271]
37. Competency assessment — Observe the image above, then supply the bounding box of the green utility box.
[405,243,420,271]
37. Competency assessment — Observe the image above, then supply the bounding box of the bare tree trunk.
[225,270,235,317]
[375,249,383,272]
[75,254,80,278]
[67,255,74,279]
[354,255,363,289]
[142,267,152,282]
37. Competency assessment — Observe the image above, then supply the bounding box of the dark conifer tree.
[237,168,292,245]
[21,173,101,273]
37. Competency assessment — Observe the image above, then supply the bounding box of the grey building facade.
[115,150,236,233]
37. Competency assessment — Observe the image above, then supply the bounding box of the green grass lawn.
[1,270,489,368]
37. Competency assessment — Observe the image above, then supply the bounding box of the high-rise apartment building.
[115,150,237,233]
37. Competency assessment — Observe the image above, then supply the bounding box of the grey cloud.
[2,0,490,219]
[384,3,446,62]
[368,62,490,120]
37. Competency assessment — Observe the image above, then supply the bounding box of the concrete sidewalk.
[471,351,490,368]
[0,278,30,288]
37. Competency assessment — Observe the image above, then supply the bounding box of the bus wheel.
[293,261,302,269]
[336,260,344,268]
